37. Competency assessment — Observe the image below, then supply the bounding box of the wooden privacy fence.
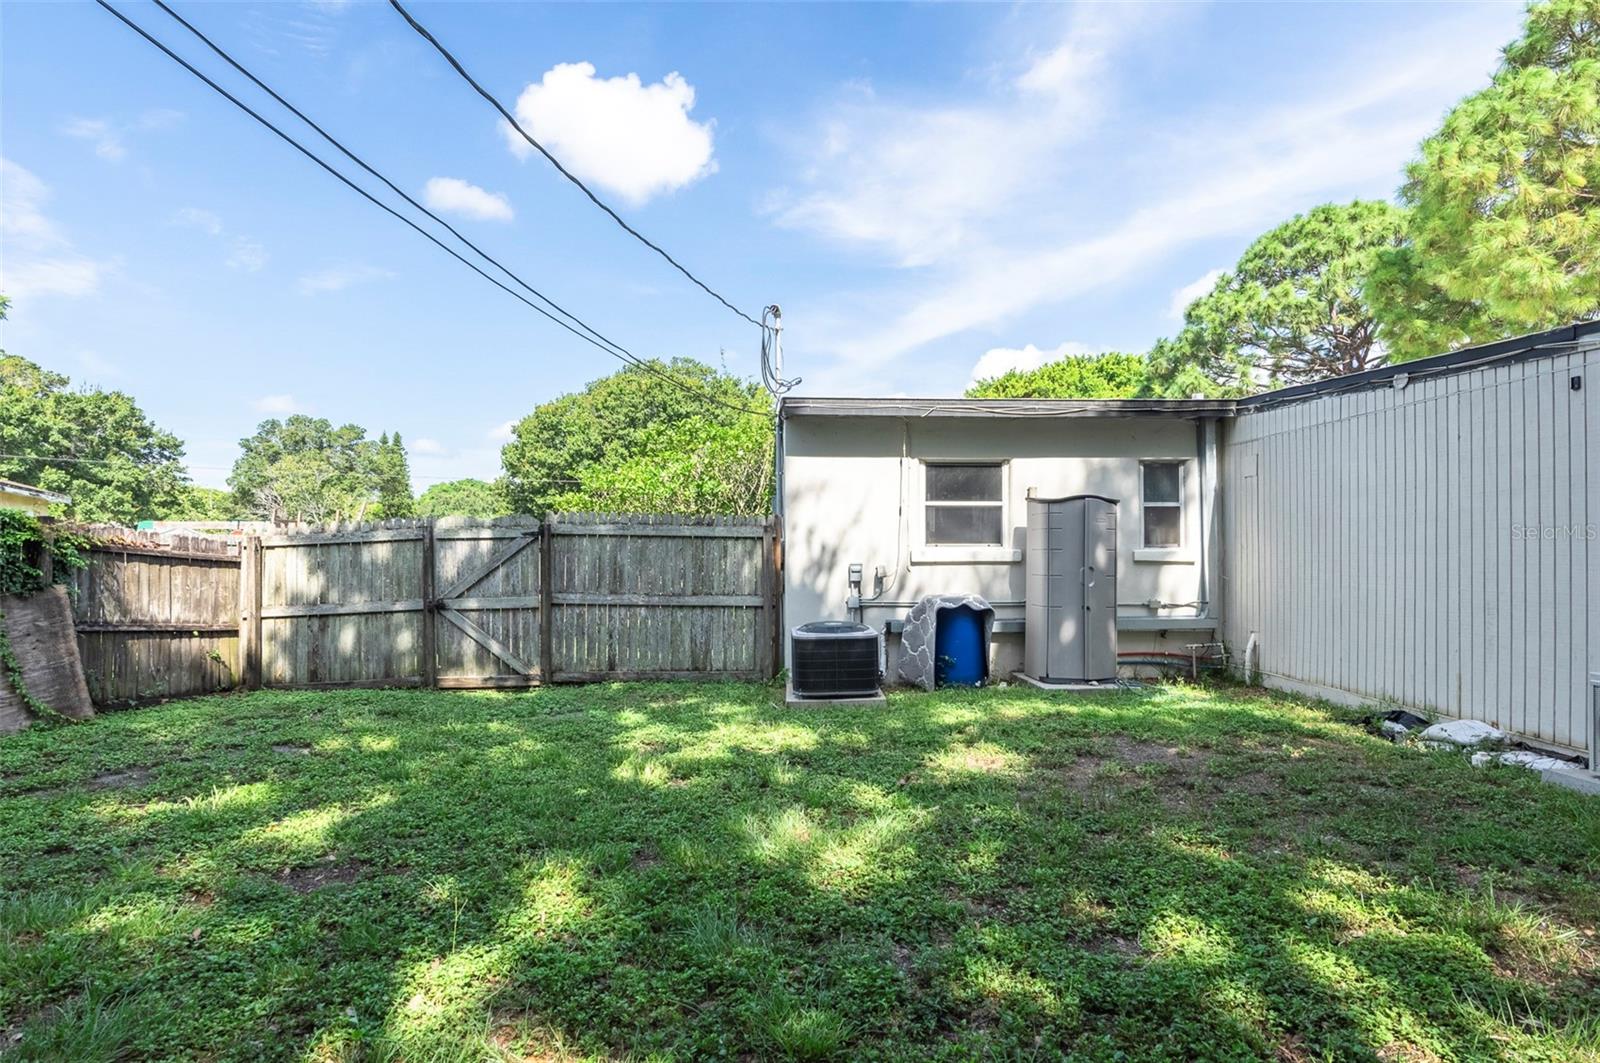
[69,529,242,705]
[235,513,780,692]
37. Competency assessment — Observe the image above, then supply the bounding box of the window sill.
[910,546,1022,565]
[1133,548,1196,564]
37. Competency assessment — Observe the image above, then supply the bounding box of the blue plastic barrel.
[935,606,985,687]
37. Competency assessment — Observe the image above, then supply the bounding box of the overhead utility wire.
[147,0,622,365]
[386,0,764,330]
[95,0,768,418]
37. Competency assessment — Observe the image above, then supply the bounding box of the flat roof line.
[780,320,1600,420]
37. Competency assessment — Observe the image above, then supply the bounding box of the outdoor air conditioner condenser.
[790,621,883,698]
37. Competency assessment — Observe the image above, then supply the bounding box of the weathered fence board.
[69,530,241,705]
[547,513,774,681]
[257,520,427,688]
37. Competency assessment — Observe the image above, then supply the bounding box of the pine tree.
[374,432,415,518]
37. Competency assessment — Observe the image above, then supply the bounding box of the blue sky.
[1,0,1524,490]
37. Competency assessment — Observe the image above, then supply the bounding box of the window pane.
[927,505,1004,545]
[1144,505,1181,547]
[927,464,1001,502]
[1143,463,1182,505]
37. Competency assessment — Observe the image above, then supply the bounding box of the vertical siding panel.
[1438,380,1452,714]
[1403,385,1417,710]
[1551,359,1573,746]
[1363,390,1377,698]
[1508,365,1525,737]
[1521,360,1539,739]
[1535,364,1552,741]
[1472,371,1484,723]
[1490,365,1505,729]
[1587,345,1599,759]
[1526,361,1544,740]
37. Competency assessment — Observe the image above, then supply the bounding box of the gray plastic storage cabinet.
[1025,494,1119,683]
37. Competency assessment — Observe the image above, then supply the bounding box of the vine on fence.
[0,510,90,722]
[0,509,90,596]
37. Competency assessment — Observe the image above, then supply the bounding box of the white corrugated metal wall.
[1221,335,1599,757]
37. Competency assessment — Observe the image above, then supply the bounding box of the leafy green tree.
[0,298,189,523]
[1370,0,1600,358]
[372,433,415,518]
[501,358,769,516]
[416,478,506,518]
[228,416,381,523]
[548,415,774,516]
[966,352,1148,398]
[1148,201,1408,396]
[164,485,245,522]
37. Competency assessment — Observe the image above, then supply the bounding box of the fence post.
[238,536,263,689]
[420,519,437,689]
[538,516,554,682]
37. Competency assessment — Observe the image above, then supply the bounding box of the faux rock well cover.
[896,594,995,692]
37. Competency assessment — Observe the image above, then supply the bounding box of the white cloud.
[297,264,395,294]
[766,5,1152,267]
[62,118,125,161]
[410,437,444,454]
[254,394,300,415]
[170,208,269,272]
[137,108,185,132]
[488,420,517,443]
[0,158,111,300]
[503,62,716,206]
[969,341,1091,385]
[1167,267,1225,319]
[173,207,224,236]
[227,238,269,272]
[423,177,514,222]
[60,111,182,162]
[781,6,1517,377]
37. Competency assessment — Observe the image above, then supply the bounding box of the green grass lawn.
[1,682,1597,1062]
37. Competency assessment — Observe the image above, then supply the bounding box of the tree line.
[0,291,769,524]
[971,0,1597,399]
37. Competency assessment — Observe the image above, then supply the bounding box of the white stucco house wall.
[778,321,1600,766]
[778,396,1232,680]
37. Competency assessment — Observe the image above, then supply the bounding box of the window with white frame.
[1141,461,1185,548]
[924,463,1004,545]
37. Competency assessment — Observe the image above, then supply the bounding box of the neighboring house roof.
[781,320,1600,421]
[0,478,71,505]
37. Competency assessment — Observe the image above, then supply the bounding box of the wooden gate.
[429,517,543,688]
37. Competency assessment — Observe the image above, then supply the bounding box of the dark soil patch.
[276,858,368,893]
[88,767,153,790]
[272,743,313,756]
[1088,935,1141,959]
[631,845,660,871]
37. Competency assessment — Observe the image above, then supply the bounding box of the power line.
[94,0,769,419]
[386,0,765,330]
[147,0,621,366]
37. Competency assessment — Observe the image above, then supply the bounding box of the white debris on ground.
[1418,719,1506,748]
[1470,750,1584,773]
[1380,719,1413,738]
